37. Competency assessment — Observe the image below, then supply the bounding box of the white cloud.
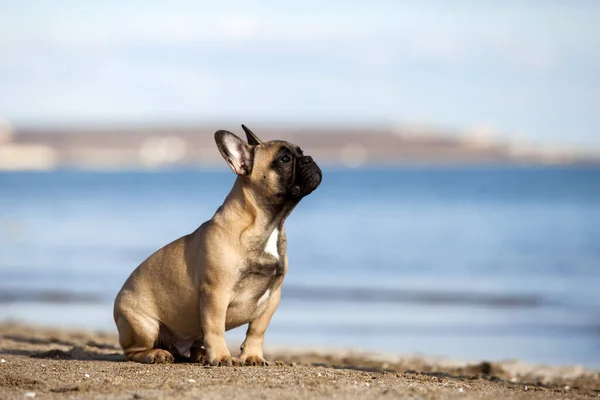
[216,15,258,40]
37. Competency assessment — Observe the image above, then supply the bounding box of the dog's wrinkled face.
[215,125,322,206]
[254,140,322,201]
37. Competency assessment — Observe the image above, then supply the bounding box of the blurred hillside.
[0,124,598,171]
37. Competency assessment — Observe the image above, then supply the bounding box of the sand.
[1,323,598,399]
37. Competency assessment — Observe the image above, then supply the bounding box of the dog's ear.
[241,124,262,146]
[214,130,254,175]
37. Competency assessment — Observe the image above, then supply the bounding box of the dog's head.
[215,125,322,206]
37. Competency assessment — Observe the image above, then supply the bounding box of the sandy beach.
[0,323,598,399]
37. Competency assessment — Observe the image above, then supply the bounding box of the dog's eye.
[280,155,291,163]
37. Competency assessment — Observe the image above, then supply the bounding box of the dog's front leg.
[198,287,239,366]
[240,284,282,366]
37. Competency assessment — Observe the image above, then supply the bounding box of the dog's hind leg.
[115,311,174,364]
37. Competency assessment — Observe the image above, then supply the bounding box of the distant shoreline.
[1,163,599,174]
[2,125,599,171]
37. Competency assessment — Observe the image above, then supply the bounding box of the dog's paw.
[137,349,175,364]
[208,355,241,367]
[191,347,207,364]
[241,355,271,367]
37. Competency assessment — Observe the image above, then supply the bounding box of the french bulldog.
[113,125,322,365]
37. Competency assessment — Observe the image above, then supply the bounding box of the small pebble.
[317,372,322,377]
[0,359,6,363]
[24,392,36,398]
[84,373,90,378]
[459,388,464,393]
[187,379,196,383]
[564,386,570,390]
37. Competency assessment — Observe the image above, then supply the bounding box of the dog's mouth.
[289,156,322,199]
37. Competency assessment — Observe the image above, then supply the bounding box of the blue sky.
[0,0,599,149]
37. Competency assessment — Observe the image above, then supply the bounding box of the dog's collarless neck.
[214,181,289,249]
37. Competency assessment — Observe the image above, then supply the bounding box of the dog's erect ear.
[241,124,262,146]
[215,130,254,175]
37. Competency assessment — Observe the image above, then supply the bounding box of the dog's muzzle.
[289,155,322,199]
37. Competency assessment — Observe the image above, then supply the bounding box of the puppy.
[113,125,322,365]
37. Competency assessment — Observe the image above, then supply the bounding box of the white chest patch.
[264,228,279,260]
[257,289,271,308]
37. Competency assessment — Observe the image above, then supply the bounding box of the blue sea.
[1,167,599,368]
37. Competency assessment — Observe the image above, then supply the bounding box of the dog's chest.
[225,231,284,329]
[227,273,278,330]
[264,228,279,260]
[246,228,284,277]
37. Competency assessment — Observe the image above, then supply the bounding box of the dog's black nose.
[300,156,313,165]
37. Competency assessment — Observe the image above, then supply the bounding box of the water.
[1,167,599,367]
